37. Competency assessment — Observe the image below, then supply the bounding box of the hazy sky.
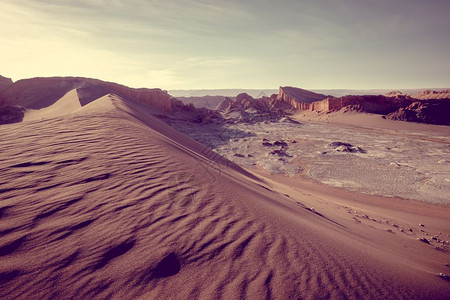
[1,0,449,89]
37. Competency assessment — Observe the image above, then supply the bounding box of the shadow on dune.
[113,96,264,183]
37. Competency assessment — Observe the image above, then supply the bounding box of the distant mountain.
[177,95,227,110]
[410,89,450,100]
[169,89,278,98]
[171,88,450,98]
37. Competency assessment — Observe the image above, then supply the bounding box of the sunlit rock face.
[274,86,329,110]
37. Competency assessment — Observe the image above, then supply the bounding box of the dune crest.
[23,89,82,121]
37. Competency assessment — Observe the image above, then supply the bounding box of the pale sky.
[1,0,449,89]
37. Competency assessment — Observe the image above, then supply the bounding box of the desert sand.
[1,93,450,299]
[22,89,82,121]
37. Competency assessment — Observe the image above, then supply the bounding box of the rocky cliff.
[275,86,329,110]
[311,95,413,114]
[272,86,450,125]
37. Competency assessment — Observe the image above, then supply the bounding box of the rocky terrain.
[168,118,450,204]
[213,86,450,126]
[215,93,284,123]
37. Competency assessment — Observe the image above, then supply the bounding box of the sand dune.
[1,94,449,299]
[23,89,82,121]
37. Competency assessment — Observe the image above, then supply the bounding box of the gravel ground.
[168,119,450,204]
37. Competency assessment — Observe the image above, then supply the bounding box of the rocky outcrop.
[274,86,329,110]
[0,75,13,93]
[385,99,450,125]
[328,142,366,154]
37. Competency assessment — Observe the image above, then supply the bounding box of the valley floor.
[168,111,450,205]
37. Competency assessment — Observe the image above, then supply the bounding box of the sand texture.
[1,94,450,299]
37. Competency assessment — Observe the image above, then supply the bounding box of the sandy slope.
[23,89,82,121]
[1,94,449,299]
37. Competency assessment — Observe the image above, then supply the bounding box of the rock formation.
[274,86,329,110]
[311,95,412,114]
[385,99,450,125]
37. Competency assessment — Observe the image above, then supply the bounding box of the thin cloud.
[1,0,449,89]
